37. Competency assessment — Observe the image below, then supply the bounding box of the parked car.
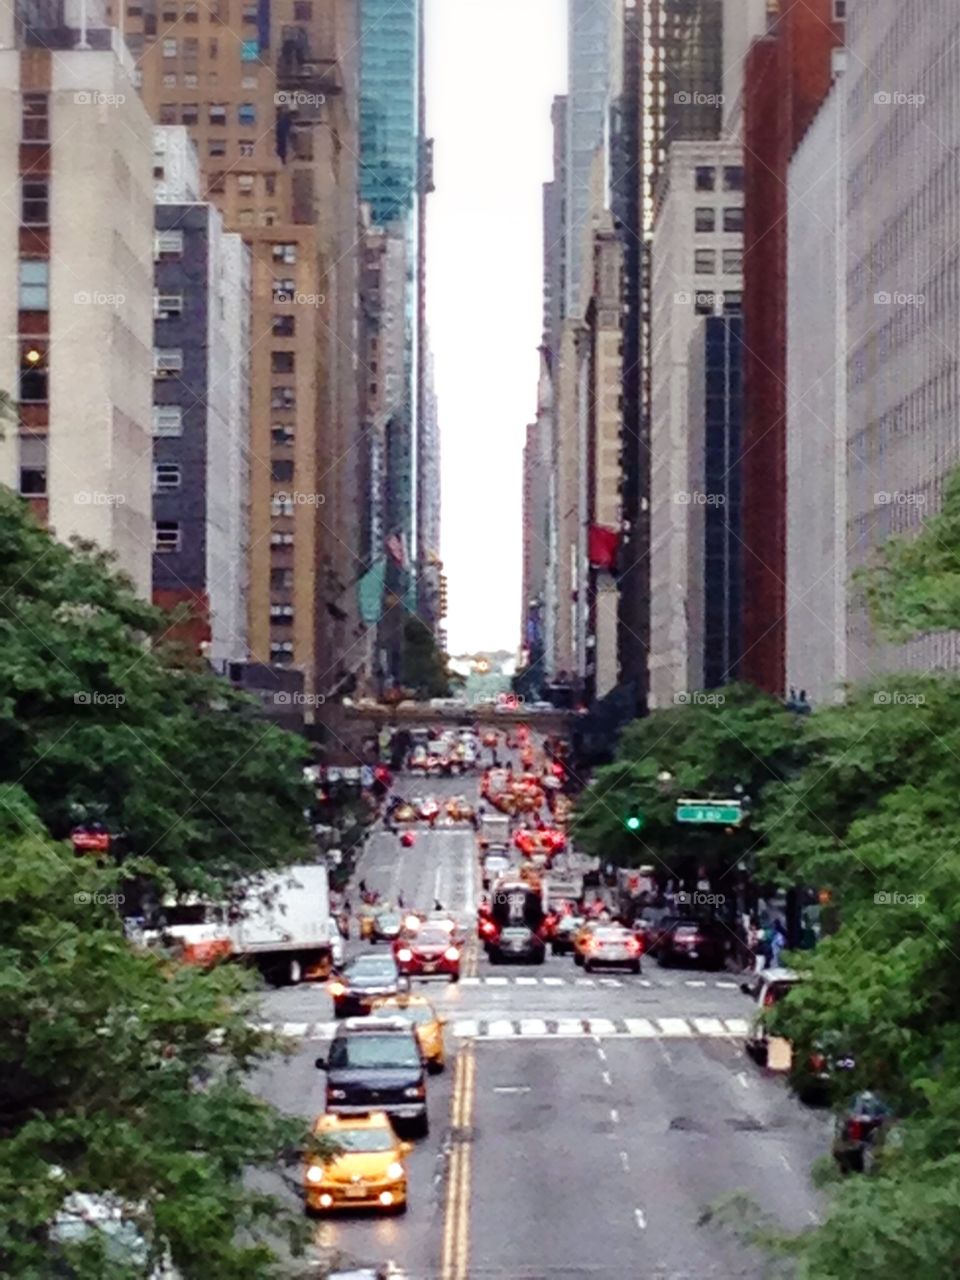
[656,918,727,969]
[832,1092,897,1174]
[742,967,802,1065]
[488,925,546,965]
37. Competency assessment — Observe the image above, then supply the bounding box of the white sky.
[425,0,567,656]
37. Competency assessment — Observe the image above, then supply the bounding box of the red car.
[394,927,462,981]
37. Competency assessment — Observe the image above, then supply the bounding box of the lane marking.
[716,980,738,989]
[575,978,596,987]
[493,1085,531,1094]
[485,976,508,986]
[487,1019,514,1038]
[620,1151,631,1173]
[723,1018,749,1035]
[587,1018,617,1035]
[779,1154,792,1171]
[515,976,538,986]
[281,1022,308,1037]
[656,1018,694,1037]
[624,1018,658,1037]
[691,1017,727,1037]
[543,976,564,986]
[602,1071,612,1086]
[453,1019,478,1038]
[598,978,622,988]
[685,980,707,988]
[610,1108,620,1124]
[520,1019,548,1036]
[635,1207,647,1231]
[737,1071,750,1089]
[597,1047,607,1062]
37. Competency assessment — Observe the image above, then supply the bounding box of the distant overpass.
[339,701,574,737]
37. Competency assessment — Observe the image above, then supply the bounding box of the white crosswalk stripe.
[459,976,481,986]
[440,974,741,989]
[245,1016,751,1043]
[515,976,539,986]
[485,976,508,986]
[598,978,622,988]
[543,976,565,986]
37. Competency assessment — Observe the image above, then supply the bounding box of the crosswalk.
[249,1015,750,1042]
[458,975,740,990]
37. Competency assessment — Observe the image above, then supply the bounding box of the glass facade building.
[360,0,420,226]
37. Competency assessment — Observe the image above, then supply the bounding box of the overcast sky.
[425,0,567,656]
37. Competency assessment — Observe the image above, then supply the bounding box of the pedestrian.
[434,898,443,912]
[359,878,367,895]
[770,918,787,968]
[343,896,351,915]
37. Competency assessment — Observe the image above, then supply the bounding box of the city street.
[248,756,830,1279]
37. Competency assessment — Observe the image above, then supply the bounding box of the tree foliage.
[0,491,311,895]
[400,614,450,699]
[0,789,326,1278]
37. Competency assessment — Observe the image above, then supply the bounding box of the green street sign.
[675,799,744,825]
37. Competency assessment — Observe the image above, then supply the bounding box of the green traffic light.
[625,815,642,831]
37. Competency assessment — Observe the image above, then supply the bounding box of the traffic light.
[625,812,644,832]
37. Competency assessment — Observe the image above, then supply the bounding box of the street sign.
[675,799,744,825]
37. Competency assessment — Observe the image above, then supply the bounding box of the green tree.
[0,787,329,1278]
[0,491,311,895]
[572,684,805,883]
[400,614,450,699]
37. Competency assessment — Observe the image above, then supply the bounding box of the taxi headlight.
[386,1161,405,1180]
[306,1165,325,1184]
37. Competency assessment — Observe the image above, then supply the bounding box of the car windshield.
[347,958,396,978]
[596,928,629,941]
[376,914,401,928]
[378,1003,435,1024]
[328,1127,397,1153]
[329,1034,421,1069]
[416,931,451,947]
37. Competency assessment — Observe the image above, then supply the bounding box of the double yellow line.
[441,1045,475,1280]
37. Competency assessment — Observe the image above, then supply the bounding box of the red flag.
[588,525,620,569]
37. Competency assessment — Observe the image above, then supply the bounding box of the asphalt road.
[248,742,832,1279]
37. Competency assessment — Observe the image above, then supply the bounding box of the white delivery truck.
[478,812,511,852]
[228,863,335,987]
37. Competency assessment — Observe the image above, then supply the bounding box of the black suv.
[317,1017,429,1137]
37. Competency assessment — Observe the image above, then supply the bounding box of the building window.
[237,173,255,193]
[694,207,715,232]
[18,435,47,496]
[21,179,49,226]
[184,1,197,19]
[271,494,294,516]
[154,521,181,553]
[272,242,297,264]
[127,3,142,13]
[293,0,312,17]
[722,248,742,274]
[153,405,183,436]
[161,2,176,18]
[271,568,294,589]
[272,423,295,445]
[163,73,177,87]
[239,140,255,157]
[209,103,226,124]
[162,37,176,57]
[19,343,48,403]
[21,94,49,142]
[208,139,227,157]
[184,72,198,88]
[158,103,177,125]
[183,37,198,60]
[694,249,716,274]
[207,173,225,194]
[238,102,256,125]
[154,293,184,319]
[695,166,715,191]
[209,37,219,58]
[242,74,257,89]
[181,103,199,125]
[832,0,846,17]
[242,2,257,19]
[271,386,296,410]
[723,206,744,232]
[273,278,296,302]
[271,459,295,481]
[237,209,254,226]
[154,462,182,492]
[270,531,294,546]
[265,174,276,195]
[723,165,744,192]
[211,0,223,21]
[241,39,258,59]
[270,604,294,622]
[19,259,49,310]
[155,230,184,260]
[154,348,184,377]
[272,314,295,337]
[694,293,716,316]
[262,211,277,227]
[724,291,743,314]
[271,351,295,374]
[270,642,294,663]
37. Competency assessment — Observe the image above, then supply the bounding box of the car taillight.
[626,938,640,954]
[397,949,413,962]
[846,1119,865,1142]
[444,947,460,961]
[480,920,496,935]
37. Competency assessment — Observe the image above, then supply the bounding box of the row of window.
[694,165,744,193]
[16,447,180,498]
[130,1,312,23]
[156,36,258,60]
[695,249,743,275]
[156,70,259,90]
[694,206,744,233]
[158,101,257,126]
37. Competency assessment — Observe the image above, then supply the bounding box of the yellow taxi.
[370,993,447,1073]
[304,1110,411,1215]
